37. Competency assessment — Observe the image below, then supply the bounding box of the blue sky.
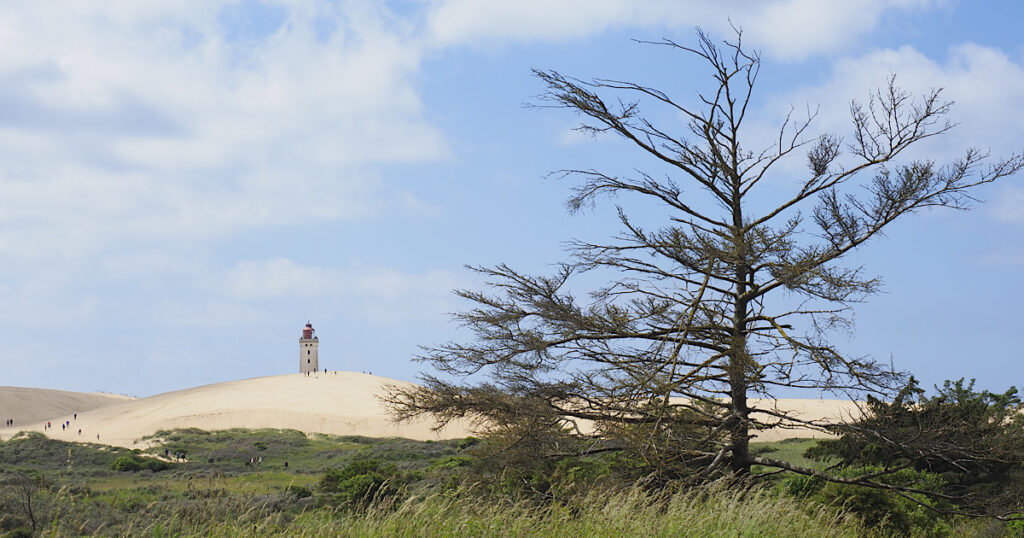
[0,0,1022,397]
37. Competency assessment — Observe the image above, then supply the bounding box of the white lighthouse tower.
[299,321,319,374]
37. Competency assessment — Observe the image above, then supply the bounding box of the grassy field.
[0,430,1014,537]
[0,429,466,535]
[751,437,827,472]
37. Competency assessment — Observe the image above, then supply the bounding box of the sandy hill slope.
[748,398,863,442]
[0,386,132,427]
[0,372,863,449]
[0,372,473,448]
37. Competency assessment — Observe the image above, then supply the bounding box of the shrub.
[110,454,170,472]
[457,437,479,451]
[1008,517,1024,537]
[285,485,312,499]
[317,459,408,509]
[776,466,950,535]
[110,455,142,472]
[808,377,1024,517]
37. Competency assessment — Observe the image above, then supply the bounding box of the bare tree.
[387,29,1023,492]
[1,470,47,532]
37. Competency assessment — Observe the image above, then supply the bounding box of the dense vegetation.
[0,427,1021,536]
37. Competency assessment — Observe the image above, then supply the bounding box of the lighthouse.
[299,322,319,374]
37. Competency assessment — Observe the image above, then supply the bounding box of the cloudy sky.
[0,0,1022,397]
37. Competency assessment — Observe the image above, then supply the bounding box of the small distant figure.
[62,424,65,431]
[284,461,288,468]
[165,449,169,458]
[74,413,77,420]
[258,456,262,465]
[96,433,100,440]
[77,429,81,435]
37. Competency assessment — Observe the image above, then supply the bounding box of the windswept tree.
[387,30,1023,496]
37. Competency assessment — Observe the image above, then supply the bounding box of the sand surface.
[748,398,863,442]
[0,386,133,427]
[0,373,863,448]
[0,373,473,448]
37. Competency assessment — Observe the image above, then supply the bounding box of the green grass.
[1,432,1014,537]
[87,484,880,537]
[0,428,474,535]
[751,437,829,472]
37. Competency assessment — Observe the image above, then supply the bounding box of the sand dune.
[0,386,132,427]
[0,372,862,448]
[0,372,473,448]
[749,398,863,442]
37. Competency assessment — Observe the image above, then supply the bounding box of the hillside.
[0,372,473,448]
[0,386,132,427]
[0,373,863,448]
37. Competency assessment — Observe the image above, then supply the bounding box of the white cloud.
[755,42,1024,178]
[736,0,942,61]
[0,1,447,266]
[0,1,464,334]
[427,0,695,46]
[425,0,940,60]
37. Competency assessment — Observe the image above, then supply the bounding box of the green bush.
[286,485,313,499]
[1008,516,1024,537]
[110,454,170,472]
[457,437,480,451]
[808,377,1024,518]
[776,467,950,535]
[110,455,142,472]
[317,459,407,509]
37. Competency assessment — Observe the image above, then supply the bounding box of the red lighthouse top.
[302,322,315,340]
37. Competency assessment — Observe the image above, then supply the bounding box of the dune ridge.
[0,372,473,448]
[0,373,861,448]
